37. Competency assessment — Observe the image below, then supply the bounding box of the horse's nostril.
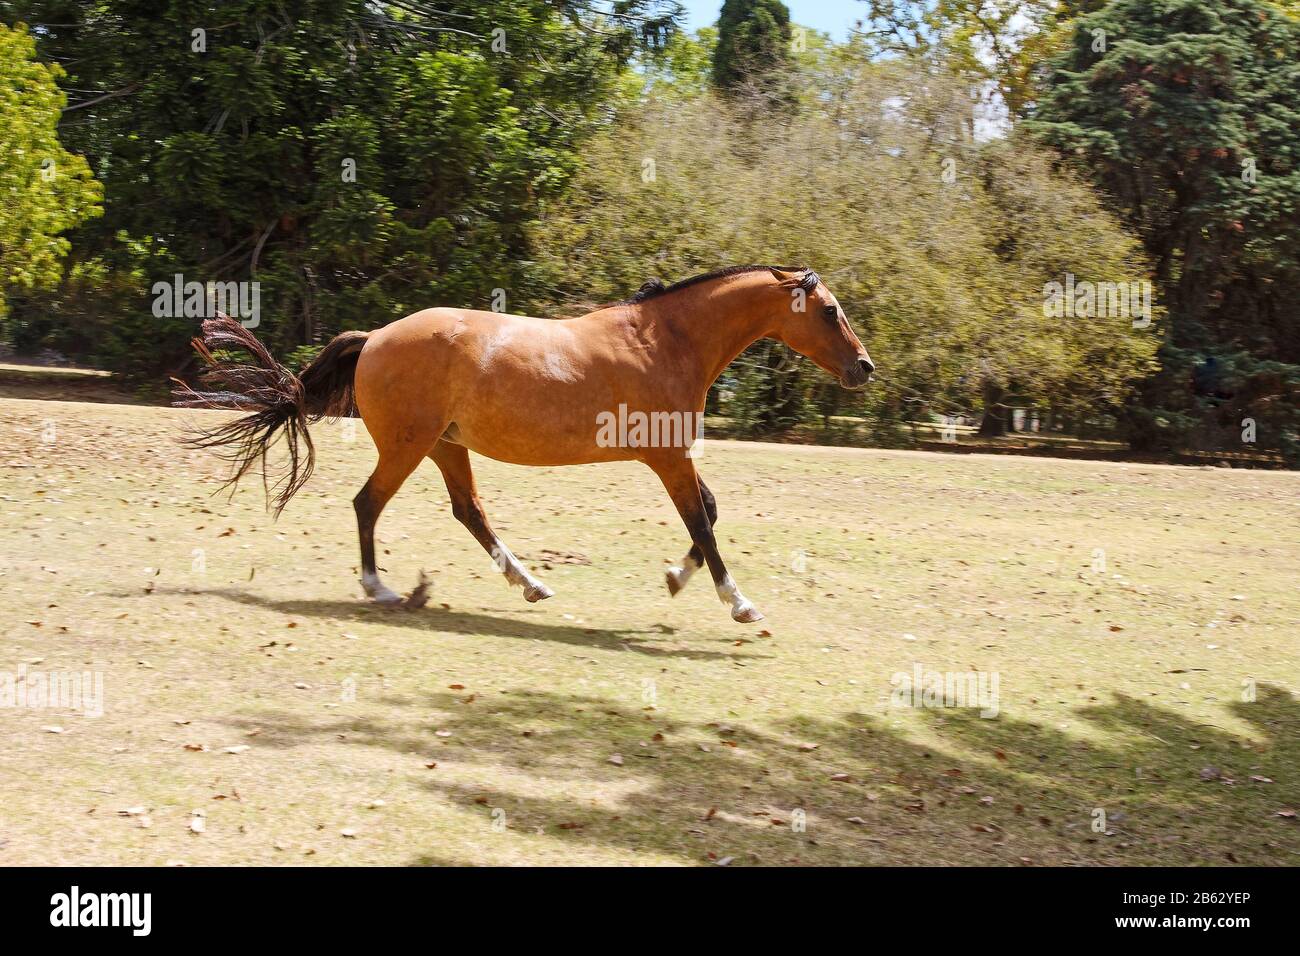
[857,357,875,376]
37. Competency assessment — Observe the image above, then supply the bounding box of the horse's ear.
[769,268,799,287]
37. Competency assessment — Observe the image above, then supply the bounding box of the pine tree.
[1028,0,1300,461]
[711,0,793,94]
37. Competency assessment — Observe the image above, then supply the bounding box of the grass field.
[1,396,1297,866]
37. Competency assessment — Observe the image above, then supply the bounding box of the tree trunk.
[978,380,1008,437]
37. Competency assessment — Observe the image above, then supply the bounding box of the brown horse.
[175,265,873,622]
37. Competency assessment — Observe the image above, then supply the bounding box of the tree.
[0,21,100,324]
[712,0,793,94]
[854,1,1107,119]
[641,26,717,99]
[1027,0,1300,461]
[0,1,677,376]
[530,68,1155,440]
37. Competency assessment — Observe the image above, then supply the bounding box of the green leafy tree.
[640,26,717,99]
[0,0,677,376]
[1028,0,1300,460]
[531,68,1154,440]
[0,21,100,325]
[855,1,1108,119]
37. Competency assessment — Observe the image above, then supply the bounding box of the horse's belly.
[446,418,633,466]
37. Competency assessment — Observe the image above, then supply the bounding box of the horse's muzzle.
[840,357,875,390]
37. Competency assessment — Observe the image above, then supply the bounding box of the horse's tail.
[172,314,370,515]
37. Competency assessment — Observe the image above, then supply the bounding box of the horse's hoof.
[732,604,764,623]
[666,567,686,596]
[524,583,554,603]
[362,573,403,605]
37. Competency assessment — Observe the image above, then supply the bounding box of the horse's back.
[351,306,639,465]
[363,307,577,361]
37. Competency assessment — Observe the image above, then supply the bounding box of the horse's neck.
[643,281,773,399]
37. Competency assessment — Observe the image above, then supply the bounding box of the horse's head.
[765,268,874,389]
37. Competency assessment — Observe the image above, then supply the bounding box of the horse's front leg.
[647,456,762,623]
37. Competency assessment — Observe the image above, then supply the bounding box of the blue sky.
[679,0,866,41]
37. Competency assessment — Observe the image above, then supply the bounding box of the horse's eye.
[822,305,838,319]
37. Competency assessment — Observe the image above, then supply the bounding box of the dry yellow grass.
[1,396,1297,865]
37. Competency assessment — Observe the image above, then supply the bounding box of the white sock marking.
[667,553,700,590]
[490,540,546,592]
[361,571,401,603]
[715,574,753,612]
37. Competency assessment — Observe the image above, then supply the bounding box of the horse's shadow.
[124,585,757,661]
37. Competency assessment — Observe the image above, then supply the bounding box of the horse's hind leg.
[666,476,717,596]
[429,440,554,603]
[354,443,429,603]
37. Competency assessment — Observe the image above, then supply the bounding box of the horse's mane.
[621,264,819,305]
